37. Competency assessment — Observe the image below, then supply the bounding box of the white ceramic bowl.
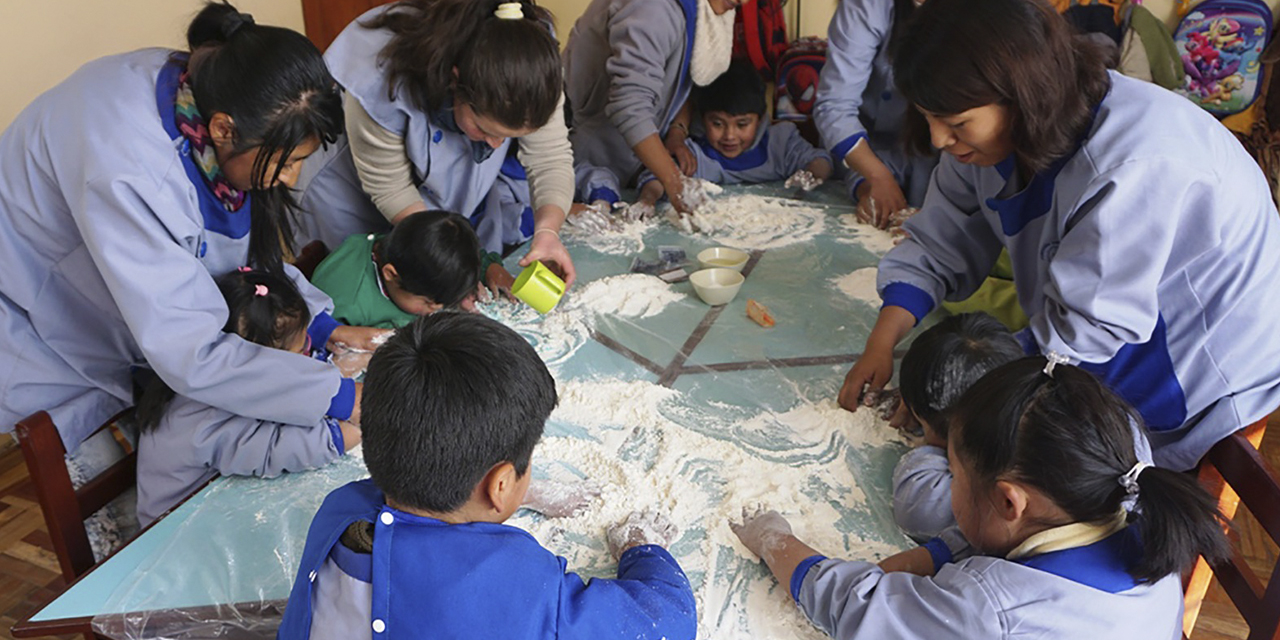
[689,268,745,306]
[697,247,750,272]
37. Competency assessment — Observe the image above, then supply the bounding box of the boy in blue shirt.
[633,61,834,212]
[278,313,696,640]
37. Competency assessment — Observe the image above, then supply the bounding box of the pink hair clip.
[254,284,268,297]
[238,266,253,272]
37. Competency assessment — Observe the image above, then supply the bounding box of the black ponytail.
[136,268,312,431]
[365,0,562,130]
[185,1,344,273]
[950,358,1230,583]
[1129,466,1232,582]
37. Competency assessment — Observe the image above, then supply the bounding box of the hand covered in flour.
[608,510,678,560]
[785,169,823,192]
[624,201,657,222]
[855,175,908,229]
[730,507,794,562]
[328,325,392,353]
[522,479,601,518]
[568,200,614,234]
[329,349,374,379]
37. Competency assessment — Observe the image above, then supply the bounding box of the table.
[18,183,925,640]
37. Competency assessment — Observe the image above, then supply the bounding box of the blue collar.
[1014,527,1142,593]
[694,129,771,171]
[984,93,1106,237]
[500,152,527,180]
[155,54,252,240]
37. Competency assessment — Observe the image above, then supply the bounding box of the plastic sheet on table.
[90,182,931,640]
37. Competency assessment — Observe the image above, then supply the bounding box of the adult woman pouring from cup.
[839,0,1280,470]
[0,3,375,452]
[297,0,577,296]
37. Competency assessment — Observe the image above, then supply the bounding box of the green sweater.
[311,233,417,329]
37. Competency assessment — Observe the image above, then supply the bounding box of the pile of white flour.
[683,192,829,250]
[480,273,685,365]
[509,378,906,640]
[834,213,899,255]
[831,267,881,305]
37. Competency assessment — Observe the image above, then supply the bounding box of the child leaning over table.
[135,269,362,526]
[734,358,1230,640]
[630,61,833,216]
[889,312,1023,542]
[277,313,697,640]
[309,210,508,328]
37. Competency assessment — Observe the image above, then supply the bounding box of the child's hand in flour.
[608,510,678,559]
[522,479,601,518]
[568,201,614,234]
[730,507,794,562]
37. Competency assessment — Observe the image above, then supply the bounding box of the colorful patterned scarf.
[175,73,246,211]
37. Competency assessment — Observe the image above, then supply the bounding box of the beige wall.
[0,0,304,130]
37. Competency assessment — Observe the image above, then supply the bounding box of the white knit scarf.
[690,0,736,86]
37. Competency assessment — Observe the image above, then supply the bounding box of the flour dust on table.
[509,378,907,640]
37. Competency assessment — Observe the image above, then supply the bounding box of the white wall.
[0,0,304,130]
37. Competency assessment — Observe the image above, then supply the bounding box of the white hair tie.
[1043,351,1069,378]
[494,2,524,19]
[1118,461,1150,496]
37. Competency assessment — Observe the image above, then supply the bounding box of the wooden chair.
[14,409,138,583]
[1182,417,1280,640]
[292,240,330,282]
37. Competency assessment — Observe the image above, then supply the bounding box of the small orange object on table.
[746,299,775,327]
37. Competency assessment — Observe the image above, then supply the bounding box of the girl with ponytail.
[298,0,578,292]
[0,1,374,454]
[732,357,1230,639]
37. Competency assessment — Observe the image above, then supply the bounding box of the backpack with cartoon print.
[1173,0,1273,116]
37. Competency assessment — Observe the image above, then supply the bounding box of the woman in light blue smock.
[839,0,1280,471]
[814,0,937,225]
[0,4,377,452]
[298,0,578,288]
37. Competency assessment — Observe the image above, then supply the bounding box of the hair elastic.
[1119,461,1150,495]
[238,266,253,272]
[223,13,255,39]
[494,2,524,19]
[254,284,269,297]
[1043,351,1069,378]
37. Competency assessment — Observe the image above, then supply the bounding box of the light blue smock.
[794,526,1184,639]
[563,0,698,188]
[812,0,937,206]
[296,5,513,250]
[0,49,351,451]
[877,72,1280,470]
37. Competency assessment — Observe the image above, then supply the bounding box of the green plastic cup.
[512,260,565,314]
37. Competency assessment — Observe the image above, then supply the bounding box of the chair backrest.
[1182,418,1280,640]
[14,410,137,582]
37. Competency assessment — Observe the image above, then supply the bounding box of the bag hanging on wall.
[774,36,827,121]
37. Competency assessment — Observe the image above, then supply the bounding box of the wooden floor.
[0,417,1277,640]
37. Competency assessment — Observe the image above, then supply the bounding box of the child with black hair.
[733,357,1230,639]
[278,313,696,639]
[310,210,489,328]
[135,269,361,526]
[890,313,1023,542]
[633,61,833,212]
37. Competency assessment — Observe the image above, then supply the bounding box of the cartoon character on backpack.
[1173,0,1271,116]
